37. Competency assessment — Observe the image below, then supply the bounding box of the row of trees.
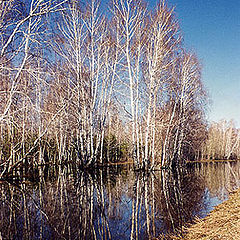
[202,120,240,160]
[1,0,208,174]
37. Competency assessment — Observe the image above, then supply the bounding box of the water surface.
[0,161,240,239]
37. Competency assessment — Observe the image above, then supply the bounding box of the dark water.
[0,161,240,240]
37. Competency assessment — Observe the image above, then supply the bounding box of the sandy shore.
[176,188,240,240]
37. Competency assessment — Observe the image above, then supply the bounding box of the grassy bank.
[186,159,240,163]
[176,188,240,240]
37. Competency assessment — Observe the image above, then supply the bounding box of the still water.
[0,161,240,240]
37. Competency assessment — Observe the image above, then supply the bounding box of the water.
[0,161,240,239]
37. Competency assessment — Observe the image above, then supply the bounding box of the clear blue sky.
[149,0,240,127]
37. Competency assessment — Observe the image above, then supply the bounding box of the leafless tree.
[0,0,211,174]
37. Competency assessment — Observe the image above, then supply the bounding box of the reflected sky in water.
[0,161,240,239]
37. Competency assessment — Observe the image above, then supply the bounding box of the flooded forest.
[0,0,240,239]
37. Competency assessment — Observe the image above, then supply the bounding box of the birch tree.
[111,0,146,168]
[52,0,116,167]
[0,0,67,176]
[0,0,211,173]
[164,52,207,168]
[144,0,181,168]
[0,0,66,123]
[203,120,240,160]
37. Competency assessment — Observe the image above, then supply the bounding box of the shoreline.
[186,159,240,163]
[176,188,240,240]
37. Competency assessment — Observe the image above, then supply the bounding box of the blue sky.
[149,0,240,127]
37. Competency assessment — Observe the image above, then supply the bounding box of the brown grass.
[186,159,240,163]
[173,188,240,240]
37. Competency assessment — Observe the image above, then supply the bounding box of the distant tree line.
[0,0,210,175]
[201,120,240,160]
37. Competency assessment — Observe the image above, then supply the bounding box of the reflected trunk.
[0,161,240,239]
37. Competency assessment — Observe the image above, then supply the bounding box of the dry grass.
[186,159,240,163]
[173,188,240,240]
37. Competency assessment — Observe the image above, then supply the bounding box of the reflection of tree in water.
[193,161,240,201]
[155,168,205,237]
[0,167,112,240]
[0,174,52,240]
[106,168,206,239]
[42,168,114,240]
[0,165,208,239]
